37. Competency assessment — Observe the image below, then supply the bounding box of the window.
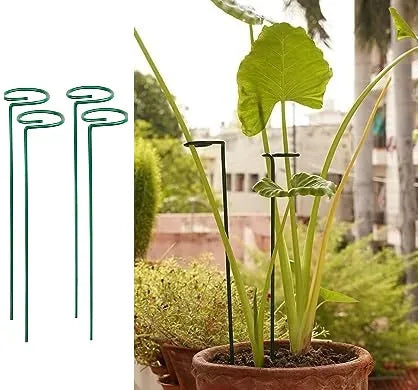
[327,173,342,186]
[209,173,214,186]
[226,173,232,191]
[248,174,259,192]
[235,174,245,192]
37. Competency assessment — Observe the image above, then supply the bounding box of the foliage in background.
[135,120,211,213]
[134,137,161,260]
[284,0,330,45]
[134,256,288,366]
[241,224,418,375]
[289,0,418,61]
[134,70,181,138]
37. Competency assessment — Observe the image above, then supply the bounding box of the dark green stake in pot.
[184,140,234,364]
[66,86,114,319]
[4,88,50,321]
[81,107,128,340]
[17,109,65,342]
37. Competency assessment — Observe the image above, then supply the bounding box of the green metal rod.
[66,86,114,319]
[17,109,65,342]
[4,88,49,321]
[82,107,128,340]
[184,140,234,363]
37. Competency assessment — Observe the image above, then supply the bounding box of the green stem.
[300,78,391,348]
[249,24,298,353]
[256,202,290,347]
[135,28,256,346]
[301,45,418,311]
[280,102,304,321]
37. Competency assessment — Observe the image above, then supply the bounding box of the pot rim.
[192,339,374,379]
[162,343,202,353]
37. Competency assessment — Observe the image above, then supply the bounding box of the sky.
[134,0,355,130]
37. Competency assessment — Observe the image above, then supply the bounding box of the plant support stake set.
[4,87,128,342]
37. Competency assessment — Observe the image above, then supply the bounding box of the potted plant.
[135,3,418,389]
[134,256,289,390]
[241,225,418,389]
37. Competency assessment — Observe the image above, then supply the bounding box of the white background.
[0,1,133,389]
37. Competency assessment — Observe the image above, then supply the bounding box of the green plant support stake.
[66,86,114,319]
[3,88,50,321]
[262,152,299,358]
[17,109,65,342]
[184,140,234,364]
[81,107,128,340]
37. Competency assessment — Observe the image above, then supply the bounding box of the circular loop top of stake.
[17,109,65,129]
[262,152,300,159]
[66,86,114,104]
[81,107,128,128]
[4,88,50,106]
[184,139,225,148]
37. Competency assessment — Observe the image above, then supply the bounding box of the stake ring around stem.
[5,88,50,106]
[66,86,114,104]
[81,107,128,127]
[17,109,65,128]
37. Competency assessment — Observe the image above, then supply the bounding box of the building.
[194,101,353,222]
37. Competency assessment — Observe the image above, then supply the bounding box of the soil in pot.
[192,340,374,390]
[212,343,357,368]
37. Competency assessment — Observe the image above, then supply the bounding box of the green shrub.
[134,137,161,260]
[134,255,288,366]
[241,225,418,375]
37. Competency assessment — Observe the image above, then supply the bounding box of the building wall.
[198,123,353,220]
[147,213,272,267]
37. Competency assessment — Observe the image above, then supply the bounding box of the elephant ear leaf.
[289,173,336,198]
[237,22,332,136]
[252,177,287,197]
[389,7,417,41]
[210,0,266,25]
[319,287,358,303]
[252,173,336,198]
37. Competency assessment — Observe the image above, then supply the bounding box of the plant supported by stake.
[135,5,418,368]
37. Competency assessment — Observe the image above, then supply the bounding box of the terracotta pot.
[192,340,374,390]
[160,345,179,384]
[162,344,201,390]
[368,367,418,390]
[151,364,169,378]
[158,374,180,390]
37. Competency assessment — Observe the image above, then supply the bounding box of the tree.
[286,0,418,316]
[387,0,418,319]
[134,137,161,260]
[134,71,181,138]
[135,120,212,213]
[352,0,383,238]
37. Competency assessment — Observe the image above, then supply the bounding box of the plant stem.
[134,28,256,347]
[300,78,391,348]
[249,24,298,353]
[301,45,418,311]
[280,102,304,322]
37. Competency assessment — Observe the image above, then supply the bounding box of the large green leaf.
[319,287,358,303]
[389,7,417,41]
[252,173,336,198]
[210,0,266,25]
[237,23,332,136]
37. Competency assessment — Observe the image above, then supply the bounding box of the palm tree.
[386,0,418,320]
[285,0,390,238]
[286,0,418,316]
